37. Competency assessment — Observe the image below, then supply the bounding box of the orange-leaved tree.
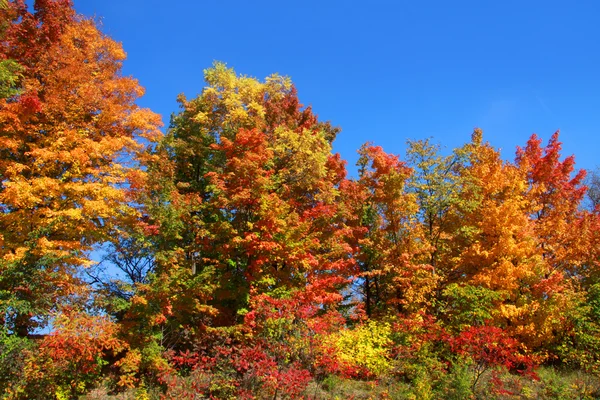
[0,0,162,335]
[442,130,572,350]
[516,131,588,278]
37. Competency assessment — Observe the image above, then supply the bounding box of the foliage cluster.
[2,1,600,399]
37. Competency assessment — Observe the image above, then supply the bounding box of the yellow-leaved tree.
[0,0,162,335]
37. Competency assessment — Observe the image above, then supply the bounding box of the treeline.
[2,1,600,399]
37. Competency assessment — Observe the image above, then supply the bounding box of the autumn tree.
[439,130,572,349]
[0,0,161,335]
[516,131,588,275]
[405,138,465,279]
[129,63,351,358]
[344,144,433,317]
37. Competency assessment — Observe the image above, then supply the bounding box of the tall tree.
[516,131,588,275]
[0,0,161,335]
[445,130,572,348]
[405,138,465,278]
[134,63,350,349]
[345,144,432,317]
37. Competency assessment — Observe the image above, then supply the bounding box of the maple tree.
[440,131,572,348]
[345,143,433,317]
[0,0,161,335]
[113,63,355,389]
[139,63,349,326]
[516,132,588,276]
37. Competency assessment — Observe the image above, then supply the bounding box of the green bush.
[0,329,34,399]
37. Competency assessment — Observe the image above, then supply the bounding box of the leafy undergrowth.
[308,368,600,400]
[78,367,600,400]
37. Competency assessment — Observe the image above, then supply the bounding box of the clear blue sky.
[73,0,600,175]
